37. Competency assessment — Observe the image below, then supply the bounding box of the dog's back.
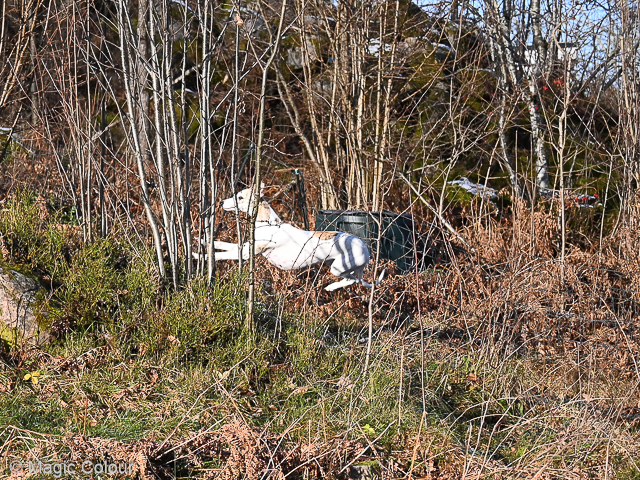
[257,224,369,272]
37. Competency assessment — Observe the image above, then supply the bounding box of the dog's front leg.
[239,242,270,260]
[209,242,270,261]
[213,244,242,261]
[214,241,240,251]
[194,241,243,261]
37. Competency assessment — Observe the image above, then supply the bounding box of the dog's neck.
[255,200,282,226]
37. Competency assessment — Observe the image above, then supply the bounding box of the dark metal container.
[315,210,416,272]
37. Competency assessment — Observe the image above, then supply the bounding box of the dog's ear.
[260,182,265,197]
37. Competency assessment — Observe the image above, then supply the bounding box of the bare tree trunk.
[528,96,550,189]
[486,0,550,191]
[197,0,220,284]
[117,0,166,278]
[527,0,550,188]
[231,17,245,273]
[296,0,338,209]
[136,0,151,168]
[0,0,43,110]
[372,0,400,212]
[528,0,551,190]
[618,0,640,225]
[247,0,288,333]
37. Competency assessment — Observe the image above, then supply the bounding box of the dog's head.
[222,182,265,213]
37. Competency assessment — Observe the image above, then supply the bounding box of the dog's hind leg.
[325,263,359,291]
[326,262,386,290]
[325,278,357,291]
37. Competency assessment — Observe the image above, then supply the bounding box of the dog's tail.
[359,268,386,289]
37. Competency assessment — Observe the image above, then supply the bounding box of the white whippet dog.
[211,184,386,291]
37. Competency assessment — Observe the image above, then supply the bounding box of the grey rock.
[0,267,49,346]
[349,465,375,479]
[286,36,319,69]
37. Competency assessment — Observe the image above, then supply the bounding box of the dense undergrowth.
[1,193,640,479]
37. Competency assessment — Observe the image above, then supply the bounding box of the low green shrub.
[0,191,75,280]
